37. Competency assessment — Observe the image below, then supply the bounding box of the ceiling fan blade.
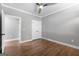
[43,4,47,6]
[36,3,40,5]
[44,3,56,6]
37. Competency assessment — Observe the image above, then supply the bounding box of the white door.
[32,20,42,39]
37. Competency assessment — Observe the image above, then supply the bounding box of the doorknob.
[2,34,5,35]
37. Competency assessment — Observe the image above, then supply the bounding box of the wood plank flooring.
[4,38,79,56]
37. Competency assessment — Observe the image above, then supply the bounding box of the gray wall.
[2,5,41,41]
[42,5,79,46]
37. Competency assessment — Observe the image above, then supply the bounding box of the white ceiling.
[3,3,77,17]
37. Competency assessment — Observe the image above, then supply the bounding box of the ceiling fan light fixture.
[39,5,43,9]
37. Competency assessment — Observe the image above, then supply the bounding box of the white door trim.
[2,9,5,53]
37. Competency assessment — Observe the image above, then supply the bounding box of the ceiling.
[3,3,77,17]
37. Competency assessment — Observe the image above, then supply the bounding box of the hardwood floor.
[5,40,21,56]
[4,38,79,56]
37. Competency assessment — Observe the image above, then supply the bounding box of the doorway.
[2,14,21,53]
[5,15,21,42]
[32,20,42,39]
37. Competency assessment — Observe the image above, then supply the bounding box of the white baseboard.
[5,39,19,42]
[5,38,39,43]
[43,37,79,49]
[20,39,37,43]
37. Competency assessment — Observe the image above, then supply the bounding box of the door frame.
[32,20,42,39]
[5,14,21,42]
[2,10,5,53]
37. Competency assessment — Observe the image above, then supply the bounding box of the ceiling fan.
[36,3,56,14]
